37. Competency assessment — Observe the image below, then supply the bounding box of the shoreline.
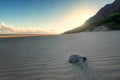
[0,34,58,39]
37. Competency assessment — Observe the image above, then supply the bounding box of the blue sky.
[0,0,114,34]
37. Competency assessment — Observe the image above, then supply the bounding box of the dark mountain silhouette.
[64,0,120,34]
[88,0,120,22]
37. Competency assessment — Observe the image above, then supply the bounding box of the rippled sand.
[0,31,120,80]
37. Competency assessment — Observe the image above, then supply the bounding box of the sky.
[0,0,114,34]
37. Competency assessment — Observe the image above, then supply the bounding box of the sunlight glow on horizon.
[0,0,115,34]
[0,6,97,34]
[47,6,98,33]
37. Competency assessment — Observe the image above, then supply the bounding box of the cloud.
[0,22,57,34]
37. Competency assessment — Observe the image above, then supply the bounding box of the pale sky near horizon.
[0,0,114,34]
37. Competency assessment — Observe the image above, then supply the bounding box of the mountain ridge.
[64,0,120,34]
[89,0,120,21]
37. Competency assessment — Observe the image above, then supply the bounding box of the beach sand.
[0,31,120,80]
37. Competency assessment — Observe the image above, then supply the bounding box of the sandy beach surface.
[0,31,120,80]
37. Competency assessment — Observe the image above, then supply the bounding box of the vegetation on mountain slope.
[64,12,120,34]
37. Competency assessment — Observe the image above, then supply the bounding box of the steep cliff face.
[64,0,120,34]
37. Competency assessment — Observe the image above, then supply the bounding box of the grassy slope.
[64,12,120,34]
